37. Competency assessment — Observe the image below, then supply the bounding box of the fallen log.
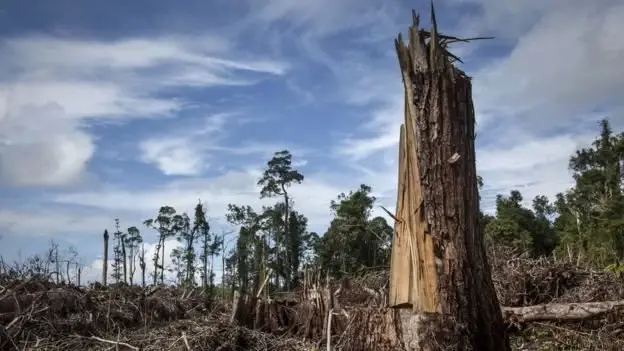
[502,300,624,323]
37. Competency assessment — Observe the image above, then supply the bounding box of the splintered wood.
[388,89,439,313]
[388,6,510,351]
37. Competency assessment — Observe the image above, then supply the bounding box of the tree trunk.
[222,234,227,300]
[153,237,161,285]
[161,240,165,284]
[129,246,135,285]
[121,237,127,284]
[66,261,71,284]
[103,230,109,286]
[210,252,215,295]
[203,233,209,289]
[389,9,509,351]
[139,244,146,287]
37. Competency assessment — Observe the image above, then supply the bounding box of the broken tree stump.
[389,6,510,351]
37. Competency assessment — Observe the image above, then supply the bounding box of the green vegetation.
[2,119,623,298]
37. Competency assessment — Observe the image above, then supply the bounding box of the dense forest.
[2,118,623,293]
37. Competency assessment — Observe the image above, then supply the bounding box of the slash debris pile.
[489,248,624,350]
[0,279,311,351]
[3,255,624,351]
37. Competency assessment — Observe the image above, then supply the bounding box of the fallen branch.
[502,300,624,323]
[73,335,140,350]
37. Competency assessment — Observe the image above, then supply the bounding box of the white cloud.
[140,138,206,176]
[246,0,389,37]
[0,35,289,187]
[2,36,289,79]
[138,114,231,176]
[472,1,624,130]
[0,102,94,186]
[137,112,313,176]
[476,134,592,173]
[336,95,402,160]
[475,132,599,212]
[0,207,113,237]
[52,167,346,233]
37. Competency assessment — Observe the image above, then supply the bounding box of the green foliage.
[485,191,557,256]
[553,119,624,265]
[605,263,624,278]
[91,119,623,293]
[225,150,311,294]
[314,184,393,277]
[143,206,177,284]
[125,226,142,285]
[484,119,623,266]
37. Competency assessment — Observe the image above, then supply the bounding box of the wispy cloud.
[0,34,289,186]
[2,0,623,280]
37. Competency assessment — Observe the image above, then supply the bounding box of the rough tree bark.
[102,229,109,286]
[389,8,510,351]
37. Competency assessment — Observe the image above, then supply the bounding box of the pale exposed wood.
[230,290,241,324]
[256,268,273,298]
[389,126,409,307]
[502,300,624,323]
[389,66,439,314]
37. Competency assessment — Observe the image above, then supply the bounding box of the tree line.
[482,119,624,268]
[99,149,393,296]
[2,119,622,294]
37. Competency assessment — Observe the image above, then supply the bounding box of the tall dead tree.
[102,229,109,286]
[388,7,509,351]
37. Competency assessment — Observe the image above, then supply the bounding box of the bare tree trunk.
[222,233,227,300]
[282,187,290,290]
[139,244,146,287]
[161,240,165,284]
[389,8,509,351]
[129,246,135,285]
[103,230,109,286]
[66,261,71,284]
[153,237,161,285]
[210,252,215,295]
[121,238,127,284]
[55,247,60,283]
[203,232,209,290]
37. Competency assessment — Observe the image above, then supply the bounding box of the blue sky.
[1,0,623,283]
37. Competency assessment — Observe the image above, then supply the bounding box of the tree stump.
[388,7,510,351]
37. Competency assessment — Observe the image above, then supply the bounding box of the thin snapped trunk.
[203,238,209,289]
[128,246,135,285]
[103,231,109,286]
[139,244,146,287]
[153,237,162,285]
[161,239,166,284]
[121,238,127,284]
[282,186,290,288]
